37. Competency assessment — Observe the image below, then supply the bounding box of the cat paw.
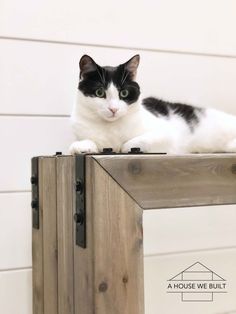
[69,140,99,155]
[121,138,148,153]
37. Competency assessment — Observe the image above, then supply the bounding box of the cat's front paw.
[121,137,148,153]
[69,140,99,155]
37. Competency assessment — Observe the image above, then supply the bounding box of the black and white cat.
[70,55,236,154]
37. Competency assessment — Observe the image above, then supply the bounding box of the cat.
[70,54,236,154]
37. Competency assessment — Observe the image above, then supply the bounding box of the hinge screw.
[31,176,38,184]
[129,147,143,154]
[74,212,84,225]
[76,180,83,193]
[31,200,38,209]
[103,148,113,154]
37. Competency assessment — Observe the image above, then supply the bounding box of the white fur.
[70,88,236,154]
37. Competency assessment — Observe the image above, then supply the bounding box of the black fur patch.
[78,63,140,105]
[143,97,203,129]
[143,97,169,116]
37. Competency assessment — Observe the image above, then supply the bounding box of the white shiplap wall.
[1,1,236,313]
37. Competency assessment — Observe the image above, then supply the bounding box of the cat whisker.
[120,69,126,85]
[121,70,129,86]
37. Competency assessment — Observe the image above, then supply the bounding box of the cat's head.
[78,55,141,121]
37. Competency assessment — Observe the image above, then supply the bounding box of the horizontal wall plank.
[95,154,236,209]
[144,249,236,314]
[0,269,32,314]
[0,193,31,270]
[143,205,236,256]
[1,1,236,56]
[0,117,74,191]
[0,39,77,115]
[1,39,236,115]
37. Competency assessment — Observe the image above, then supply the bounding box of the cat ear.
[124,55,140,79]
[79,55,97,78]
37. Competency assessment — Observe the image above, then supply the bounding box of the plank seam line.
[92,156,142,208]
[1,36,236,60]
[144,245,236,258]
[0,113,70,118]
[0,190,30,194]
[0,267,32,272]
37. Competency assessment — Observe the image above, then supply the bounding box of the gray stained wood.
[33,157,58,314]
[94,154,236,209]
[56,156,75,314]
[42,158,58,314]
[74,156,144,314]
[32,153,236,314]
[32,158,44,314]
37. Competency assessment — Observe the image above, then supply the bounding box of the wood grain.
[32,157,58,314]
[42,158,58,314]
[56,156,75,314]
[94,154,236,209]
[33,153,236,314]
[73,156,93,314]
[32,158,44,314]
[74,156,144,314]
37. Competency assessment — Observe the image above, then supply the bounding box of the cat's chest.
[77,121,127,151]
[76,117,145,151]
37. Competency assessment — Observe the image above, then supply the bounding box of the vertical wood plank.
[74,156,94,314]
[92,159,144,314]
[56,156,75,314]
[32,158,44,314]
[74,156,144,314]
[41,157,58,314]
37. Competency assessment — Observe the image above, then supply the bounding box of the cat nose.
[109,107,118,114]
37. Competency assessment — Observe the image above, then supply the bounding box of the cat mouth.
[98,109,121,121]
[104,113,120,121]
[108,115,118,120]
[107,110,119,118]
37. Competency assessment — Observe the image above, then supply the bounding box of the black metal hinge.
[31,157,39,229]
[74,154,86,248]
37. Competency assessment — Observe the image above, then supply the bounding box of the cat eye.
[95,88,105,98]
[120,89,129,98]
